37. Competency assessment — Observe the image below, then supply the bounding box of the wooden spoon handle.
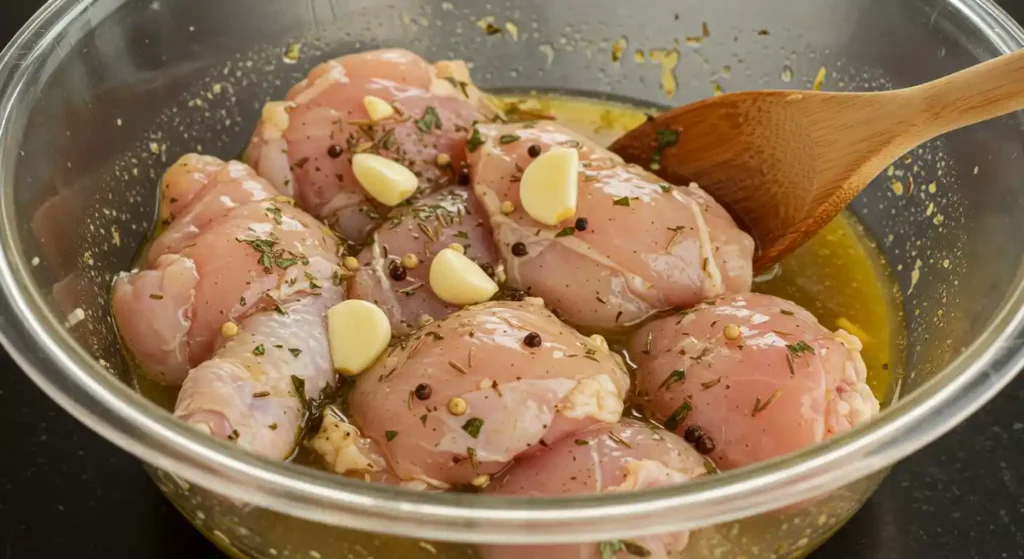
[913,48,1024,137]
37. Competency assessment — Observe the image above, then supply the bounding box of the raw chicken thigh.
[113,187,341,382]
[628,293,880,471]
[148,154,280,263]
[348,298,630,488]
[245,48,494,243]
[481,419,709,559]
[113,155,345,459]
[348,187,499,334]
[468,121,754,331]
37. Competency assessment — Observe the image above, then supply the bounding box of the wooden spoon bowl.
[611,50,1024,271]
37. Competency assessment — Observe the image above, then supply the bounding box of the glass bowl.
[2,0,1024,557]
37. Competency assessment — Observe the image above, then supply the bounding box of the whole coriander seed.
[414,383,433,400]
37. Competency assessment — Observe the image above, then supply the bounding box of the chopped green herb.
[600,540,650,558]
[659,184,672,193]
[499,134,521,144]
[664,400,693,431]
[780,309,795,316]
[467,127,484,152]
[574,439,590,446]
[608,432,633,448]
[265,205,284,225]
[290,375,309,414]
[658,369,686,391]
[443,76,471,97]
[555,226,576,238]
[701,377,722,390]
[148,293,164,300]
[462,417,485,438]
[239,295,247,306]
[385,430,398,442]
[786,341,814,355]
[415,106,442,133]
[650,128,681,169]
[288,348,302,358]
[752,389,782,417]
[612,196,632,207]
[252,344,265,356]
[419,414,429,426]
[268,423,278,430]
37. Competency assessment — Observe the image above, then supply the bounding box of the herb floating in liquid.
[385,430,398,442]
[599,539,652,559]
[499,134,521,144]
[253,344,266,356]
[555,226,576,238]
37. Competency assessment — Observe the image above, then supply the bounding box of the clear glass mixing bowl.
[2,0,1024,557]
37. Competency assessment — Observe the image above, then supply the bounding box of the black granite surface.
[1,2,1024,558]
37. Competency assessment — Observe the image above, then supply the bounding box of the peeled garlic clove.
[328,300,392,377]
[363,95,396,122]
[352,153,419,206]
[429,248,499,306]
[519,147,579,226]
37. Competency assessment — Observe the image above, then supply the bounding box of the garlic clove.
[351,153,419,206]
[363,95,396,122]
[429,248,499,306]
[327,300,392,377]
[519,147,579,226]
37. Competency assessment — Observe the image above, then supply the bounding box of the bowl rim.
[2,0,1024,545]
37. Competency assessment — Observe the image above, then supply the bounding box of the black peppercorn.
[388,261,407,281]
[683,425,703,444]
[523,331,542,348]
[527,144,542,158]
[457,163,471,185]
[511,242,528,257]
[574,217,588,232]
[327,144,343,158]
[414,383,432,400]
[695,435,716,455]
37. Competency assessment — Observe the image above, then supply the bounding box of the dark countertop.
[1,3,1023,559]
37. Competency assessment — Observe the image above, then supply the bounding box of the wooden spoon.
[610,50,1024,272]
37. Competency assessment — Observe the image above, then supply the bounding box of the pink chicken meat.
[481,419,709,559]
[348,187,499,334]
[348,298,630,488]
[628,293,880,471]
[245,48,495,243]
[113,155,345,460]
[467,121,754,331]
